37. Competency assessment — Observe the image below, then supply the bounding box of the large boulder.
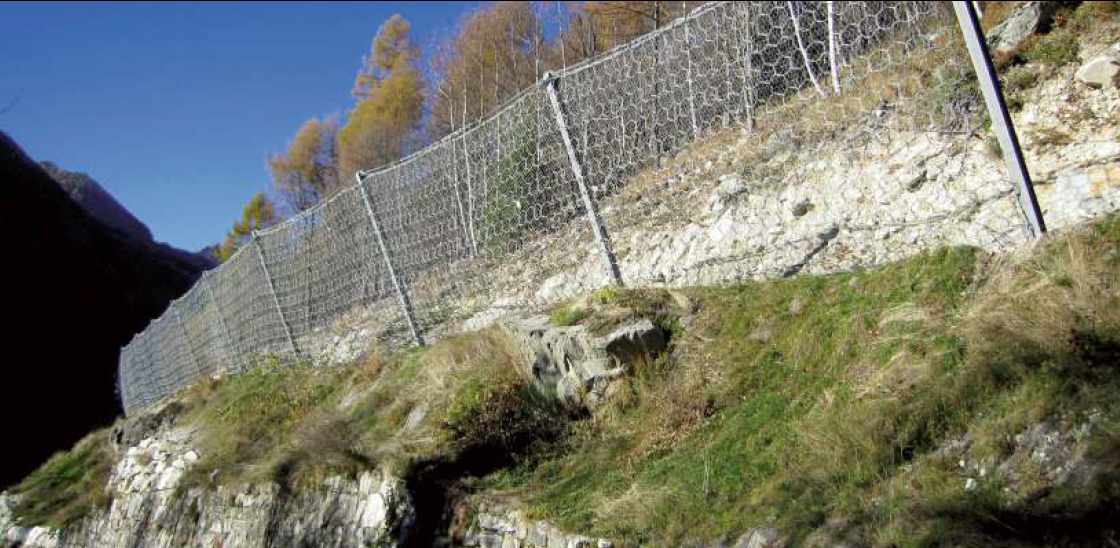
[499,315,668,409]
[986,1,1060,54]
[1075,55,1120,89]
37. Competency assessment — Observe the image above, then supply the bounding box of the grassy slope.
[488,218,1120,548]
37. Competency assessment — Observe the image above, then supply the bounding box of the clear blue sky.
[0,1,476,251]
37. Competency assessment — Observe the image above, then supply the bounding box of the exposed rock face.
[986,1,1060,54]
[462,503,611,548]
[498,316,668,409]
[0,425,414,548]
[733,528,786,548]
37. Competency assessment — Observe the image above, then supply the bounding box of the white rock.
[360,493,387,529]
[1075,55,1120,88]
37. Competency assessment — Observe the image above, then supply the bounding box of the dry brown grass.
[351,349,385,386]
[592,482,677,532]
[958,233,1120,362]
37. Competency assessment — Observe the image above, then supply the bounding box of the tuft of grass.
[1002,64,1038,93]
[979,1,1025,33]
[11,429,115,528]
[1031,127,1074,148]
[550,306,592,327]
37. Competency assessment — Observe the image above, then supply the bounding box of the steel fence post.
[450,134,476,256]
[684,11,699,136]
[252,233,301,356]
[356,173,426,347]
[202,272,240,373]
[543,72,624,286]
[738,2,755,132]
[174,307,204,380]
[461,133,479,255]
[952,1,1046,238]
[119,343,134,416]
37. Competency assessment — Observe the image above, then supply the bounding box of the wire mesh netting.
[119,1,1032,415]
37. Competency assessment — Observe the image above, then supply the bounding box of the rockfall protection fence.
[118,1,1043,415]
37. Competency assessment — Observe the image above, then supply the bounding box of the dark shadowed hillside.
[38,161,154,242]
[39,161,218,273]
[0,131,203,489]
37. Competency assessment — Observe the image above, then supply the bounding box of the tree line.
[214,1,705,262]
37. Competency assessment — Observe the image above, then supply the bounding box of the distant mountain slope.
[39,161,217,273]
[0,131,205,489]
[39,161,154,242]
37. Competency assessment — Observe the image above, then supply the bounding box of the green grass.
[474,215,1120,547]
[173,327,556,492]
[482,246,979,544]
[10,429,115,528]
[1019,30,1079,67]
[550,307,592,327]
[177,355,357,492]
[994,1,1120,73]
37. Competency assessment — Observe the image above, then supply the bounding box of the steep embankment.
[5,213,1120,547]
[0,131,203,489]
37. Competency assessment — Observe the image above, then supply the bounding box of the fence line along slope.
[118,1,1030,416]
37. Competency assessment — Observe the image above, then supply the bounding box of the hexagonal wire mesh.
[118,1,1034,415]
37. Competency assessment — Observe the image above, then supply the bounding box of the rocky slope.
[0,311,660,548]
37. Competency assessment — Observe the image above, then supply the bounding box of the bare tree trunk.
[652,0,662,167]
[556,1,568,69]
[788,1,826,98]
[827,1,841,93]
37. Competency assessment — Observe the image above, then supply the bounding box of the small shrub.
[478,124,552,255]
[1021,29,1079,67]
[442,367,568,454]
[591,285,622,305]
[1002,65,1038,93]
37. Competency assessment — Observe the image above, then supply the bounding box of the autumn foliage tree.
[213,192,276,263]
[249,3,702,226]
[570,1,701,51]
[337,14,425,181]
[268,116,340,214]
[427,2,548,139]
